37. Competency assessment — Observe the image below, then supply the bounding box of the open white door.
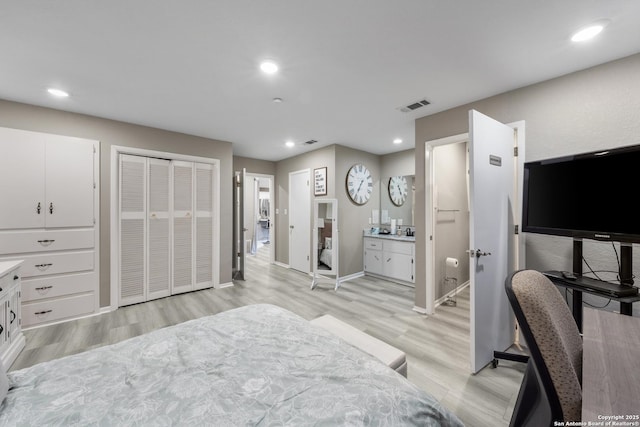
[469,110,518,373]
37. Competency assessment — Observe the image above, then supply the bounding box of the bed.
[0,304,463,426]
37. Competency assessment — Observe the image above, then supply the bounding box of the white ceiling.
[1,1,639,161]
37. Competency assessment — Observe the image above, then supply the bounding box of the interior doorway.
[425,112,526,373]
[245,173,275,266]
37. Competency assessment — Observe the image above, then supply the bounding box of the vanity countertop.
[363,230,415,242]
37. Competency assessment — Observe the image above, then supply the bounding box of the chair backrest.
[506,269,583,422]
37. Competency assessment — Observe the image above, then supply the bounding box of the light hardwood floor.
[12,243,524,426]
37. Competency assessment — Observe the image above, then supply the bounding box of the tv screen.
[522,144,640,243]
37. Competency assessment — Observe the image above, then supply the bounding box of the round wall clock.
[388,175,408,206]
[346,163,373,205]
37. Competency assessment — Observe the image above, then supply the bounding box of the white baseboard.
[216,281,234,289]
[434,280,470,307]
[339,271,365,282]
[412,305,428,315]
[274,261,289,269]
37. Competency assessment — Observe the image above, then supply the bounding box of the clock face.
[346,163,373,205]
[388,175,408,206]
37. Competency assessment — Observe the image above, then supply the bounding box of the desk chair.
[505,270,583,426]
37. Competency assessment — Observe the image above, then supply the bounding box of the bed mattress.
[0,304,463,426]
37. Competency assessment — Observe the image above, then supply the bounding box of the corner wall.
[0,99,234,307]
[414,53,640,311]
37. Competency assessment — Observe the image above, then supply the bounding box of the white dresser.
[363,233,415,285]
[0,127,99,328]
[0,260,25,367]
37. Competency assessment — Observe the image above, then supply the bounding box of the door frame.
[110,145,221,310]
[245,172,276,265]
[424,121,525,315]
[288,168,311,273]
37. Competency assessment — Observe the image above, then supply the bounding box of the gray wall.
[0,99,234,307]
[335,145,381,277]
[233,156,276,176]
[274,145,336,268]
[414,53,640,312]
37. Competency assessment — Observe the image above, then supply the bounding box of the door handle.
[36,202,41,214]
[467,249,492,258]
[49,202,54,214]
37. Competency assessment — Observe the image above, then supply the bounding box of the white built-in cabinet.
[0,261,25,368]
[363,236,415,284]
[118,155,215,307]
[0,127,99,328]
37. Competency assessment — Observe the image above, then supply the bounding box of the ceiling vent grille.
[304,139,318,145]
[399,99,430,113]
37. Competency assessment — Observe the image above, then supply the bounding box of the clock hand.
[357,179,364,193]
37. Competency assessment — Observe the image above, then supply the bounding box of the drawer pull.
[13,275,19,281]
[35,285,53,294]
[37,239,56,246]
[387,258,392,262]
[0,287,2,292]
[0,324,3,334]
[9,310,15,324]
[35,310,52,316]
[35,263,53,271]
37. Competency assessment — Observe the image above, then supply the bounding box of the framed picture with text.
[314,167,327,196]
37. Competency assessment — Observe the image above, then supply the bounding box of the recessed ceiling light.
[393,138,403,144]
[47,88,69,97]
[285,141,295,148]
[260,61,278,74]
[272,97,283,103]
[571,20,609,42]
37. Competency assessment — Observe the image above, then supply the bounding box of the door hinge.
[93,145,96,154]
[514,225,519,234]
[93,182,96,189]
[411,258,414,264]
[307,255,309,261]
[514,146,518,157]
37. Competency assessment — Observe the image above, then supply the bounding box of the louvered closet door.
[119,154,147,305]
[172,161,194,294]
[147,158,171,300]
[194,163,214,290]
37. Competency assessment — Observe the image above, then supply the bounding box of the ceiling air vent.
[399,99,430,113]
[304,139,318,145]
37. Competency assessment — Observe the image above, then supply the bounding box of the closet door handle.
[49,202,54,214]
[37,202,41,214]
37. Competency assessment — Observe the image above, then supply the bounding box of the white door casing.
[468,109,517,373]
[289,169,310,273]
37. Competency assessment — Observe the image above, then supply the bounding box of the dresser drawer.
[0,251,94,278]
[21,272,96,303]
[0,229,94,255]
[22,293,95,327]
[364,238,382,250]
[383,240,414,255]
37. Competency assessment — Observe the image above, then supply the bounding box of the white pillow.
[0,359,8,404]
[324,237,332,250]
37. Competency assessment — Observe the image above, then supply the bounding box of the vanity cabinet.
[0,260,25,368]
[363,236,414,284]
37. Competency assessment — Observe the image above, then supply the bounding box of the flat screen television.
[522,144,640,243]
